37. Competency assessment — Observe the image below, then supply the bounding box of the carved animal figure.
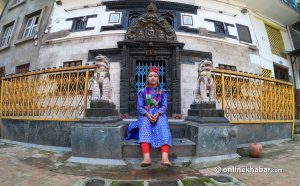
[91,55,112,101]
[195,59,215,103]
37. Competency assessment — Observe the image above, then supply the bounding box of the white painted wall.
[182,0,258,46]
[49,1,122,38]
[249,12,294,78]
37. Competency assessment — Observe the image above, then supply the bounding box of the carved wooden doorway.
[118,2,184,117]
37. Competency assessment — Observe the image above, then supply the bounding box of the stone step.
[122,138,196,158]
[190,103,216,109]
[85,108,119,117]
[188,109,224,117]
[90,100,116,109]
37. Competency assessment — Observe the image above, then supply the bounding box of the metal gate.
[135,59,166,90]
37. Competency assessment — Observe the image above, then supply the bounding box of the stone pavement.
[0,135,299,186]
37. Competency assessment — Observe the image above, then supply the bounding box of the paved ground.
[0,135,299,186]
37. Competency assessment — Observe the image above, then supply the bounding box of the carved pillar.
[120,45,129,115]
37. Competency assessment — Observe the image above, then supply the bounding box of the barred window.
[0,23,13,47]
[16,63,30,74]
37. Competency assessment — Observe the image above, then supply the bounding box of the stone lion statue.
[91,55,112,101]
[195,59,215,103]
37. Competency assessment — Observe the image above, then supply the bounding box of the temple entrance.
[117,2,184,117]
[128,55,172,116]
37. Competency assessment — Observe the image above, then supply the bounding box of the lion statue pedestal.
[81,55,121,124]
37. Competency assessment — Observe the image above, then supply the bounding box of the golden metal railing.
[212,69,294,126]
[0,66,95,121]
[0,67,295,132]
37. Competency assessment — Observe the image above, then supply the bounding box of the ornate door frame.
[117,3,184,117]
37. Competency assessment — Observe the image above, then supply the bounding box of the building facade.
[0,0,55,76]
[0,0,299,117]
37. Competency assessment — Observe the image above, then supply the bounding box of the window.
[63,60,82,67]
[23,14,39,38]
[0,66,5,77]
[274,64,289,81]
[265,24,286,58]
[0,22,14,47]
[214,21,225,35]
[109,13,121,24]
[16,63,30,74]
[236,24,252,43]
[66,15,97,32]
[181,15,193,26]
[204,19,237,39]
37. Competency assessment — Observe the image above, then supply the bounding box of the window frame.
[109,12,121,24]
[204,18,237,39]
[236,23,252,43]
[66,15,97,32]
[22,14,40,39]
[9,0,26,10]
[273,63,289,81]
[0,21,14,48]
[15,63,30,74]
[181,14,193,26]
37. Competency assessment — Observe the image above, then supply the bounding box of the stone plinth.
[71,123,125,159]
[86,100,119,117]
[185,102,238,159]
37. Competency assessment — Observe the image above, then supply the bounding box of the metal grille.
[0,66,94,121]
[265,24,286,58]
[262,68,272,78]
[135,60,166,91]
[0,66,294,124]
[213,69,294,123]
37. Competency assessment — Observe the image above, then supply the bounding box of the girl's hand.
[153,113,160,122]
[146,113,156,123]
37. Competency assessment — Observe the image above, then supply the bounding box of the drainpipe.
[290,55,297,88]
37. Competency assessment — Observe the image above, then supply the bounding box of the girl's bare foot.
[140,153,152,167]
[161,152,172,166]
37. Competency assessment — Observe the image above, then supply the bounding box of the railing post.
[83,68,90,117]
[221,72,226,111]
[292,85,295,139]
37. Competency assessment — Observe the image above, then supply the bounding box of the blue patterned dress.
[125,87,172,148]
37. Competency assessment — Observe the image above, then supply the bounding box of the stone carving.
[195,59,215,103]
[125,2,177,42]
[92,55,112,102]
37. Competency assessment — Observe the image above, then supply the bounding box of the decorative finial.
[147,2,157,14]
